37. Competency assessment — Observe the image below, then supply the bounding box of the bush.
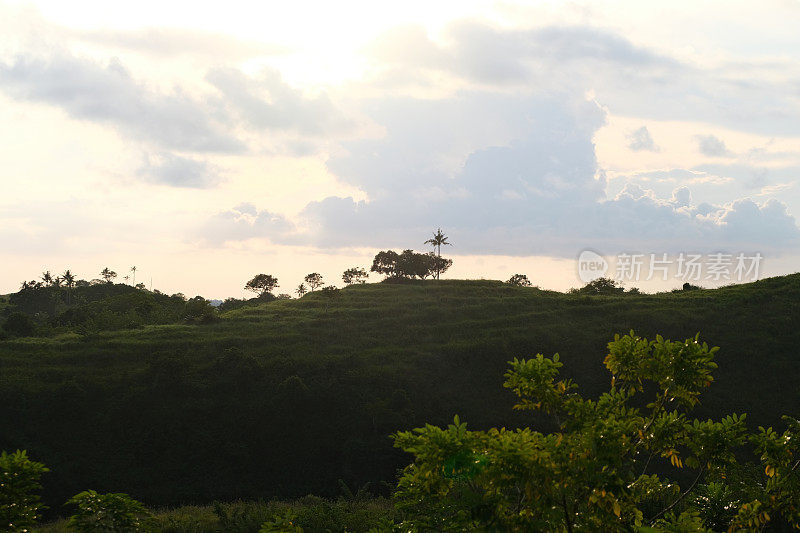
[0,450,49,532]
[183,297,217,324]
[66,490,153,532]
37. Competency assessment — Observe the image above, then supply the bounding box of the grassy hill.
[1,275,799,512]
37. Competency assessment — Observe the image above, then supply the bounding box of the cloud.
[696,134,734,157]
[692,163,788,189]
[206,67,353,137]
[627,126,659,152]
[368,22,675,87]
[74,27,288,60]
[211,90,797,256]
[671,186,692,207]
[0,53,244,153]
[366,20,800,137]
[199,203,296,246]
[708,198,800,247]
[137,152,221,188]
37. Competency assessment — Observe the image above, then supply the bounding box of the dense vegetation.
[0,283,224,338]
[1,275,799,525]
[393,333,799,530]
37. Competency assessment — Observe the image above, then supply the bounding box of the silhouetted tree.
[100,268,117,284]
[296,283,308,297]
[130,266,137,286]
[507,274,532,287]
[41,271,53,286]
[62,270,76,304]
[371,250,401,278]
[62,270,75,288]
[424,228,451,279]
[244,274,279,298]
[304,273,324,291]
[20,280,43,291]
[428,253,453,279]
[372,250,451,280]
[342,267,368,285]
[572,277,624,295]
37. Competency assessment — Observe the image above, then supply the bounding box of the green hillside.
[1,276,799,512]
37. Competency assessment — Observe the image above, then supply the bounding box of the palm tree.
[130,266,137,286]
[62,270,76,304]
[424,228,451,279]
[41,271,53,286]
[295,283,307,298]
[100,267,117,284]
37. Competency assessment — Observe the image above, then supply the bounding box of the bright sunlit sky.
[1,0,799,298]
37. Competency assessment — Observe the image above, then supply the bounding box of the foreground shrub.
[0,450,49,532]
[391,332,800,531]
[66,490,152,532]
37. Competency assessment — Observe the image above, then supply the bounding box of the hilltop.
[1,275,799,510]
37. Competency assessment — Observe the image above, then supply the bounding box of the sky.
[1,0,799,298]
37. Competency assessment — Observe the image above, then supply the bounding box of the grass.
[2,275,799,512]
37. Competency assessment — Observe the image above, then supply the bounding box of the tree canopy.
[342,267,368,285]
[507,273,532,287]
[304,273,324,291]
[371,250,452,280]
[391,332,800,531]
[244,274,280,298]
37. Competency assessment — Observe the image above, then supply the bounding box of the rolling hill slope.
[1,276,799,510]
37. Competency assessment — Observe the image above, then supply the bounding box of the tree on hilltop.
[507,273,532,287]
[424,228,452,279]
[295,283,308,297]
[100,268,117,284]
[371,250,400,278]
[244,274,279,298]
[571,277,624,295]
[342,267,368,285]
[371,250,452,280]
[304,273,324,291]
[62,269,76,304]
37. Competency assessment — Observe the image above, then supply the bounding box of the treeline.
[0,277,217,339]
[242,229,457,299]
